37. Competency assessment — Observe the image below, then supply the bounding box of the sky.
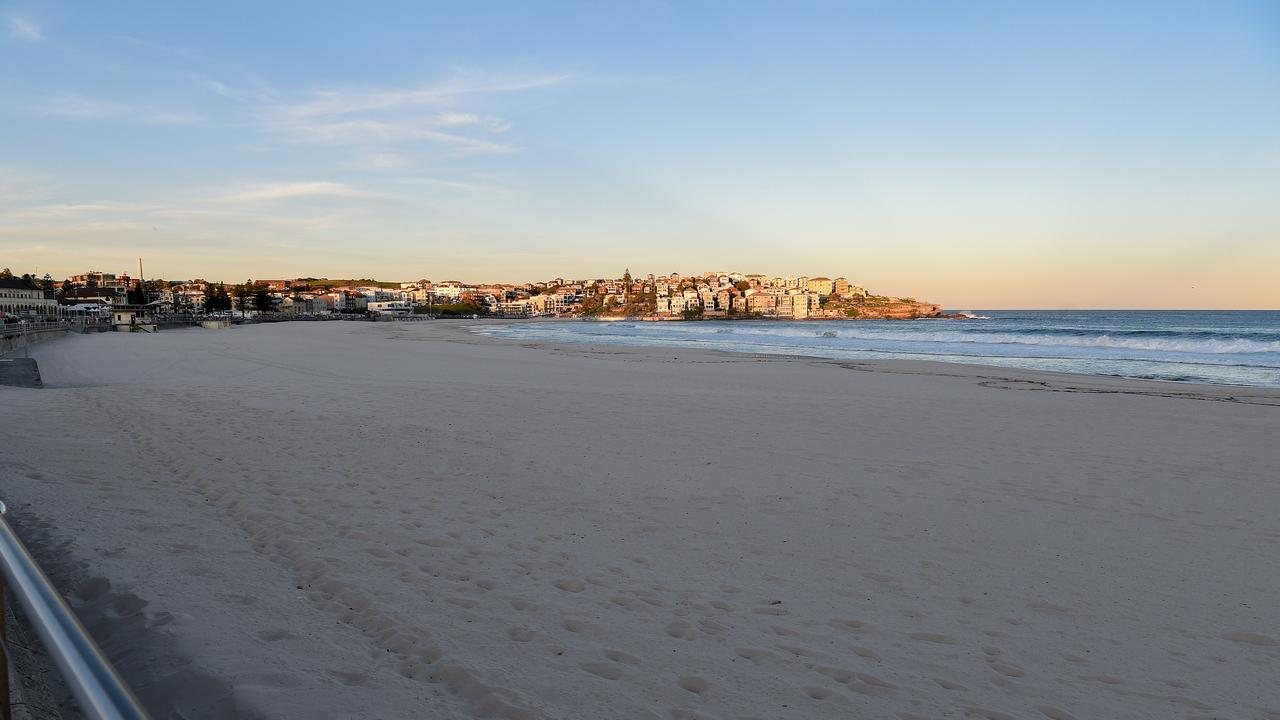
[1,1,1278,308]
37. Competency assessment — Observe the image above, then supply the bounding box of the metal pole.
[0,502,149,720]
[1,566,10,720]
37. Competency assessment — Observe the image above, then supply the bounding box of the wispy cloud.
[244,70,568,160]
[392,176,506,194]
[213,181,380,204]
[187,72,279,106]
[347,152,410,171]
[283,118,515,155]
[435,111,512,133]
[0,168,47,202]
[36,93,204,125]
[112,35,202,61]
[7,15,42,41]
[277,72,571,119]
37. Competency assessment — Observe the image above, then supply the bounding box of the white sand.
[3,321,1279,720]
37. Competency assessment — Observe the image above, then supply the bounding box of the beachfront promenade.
[2,322,1278,719]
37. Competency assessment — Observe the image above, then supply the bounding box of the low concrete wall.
[0,324,111,357]
[0,327,68,357]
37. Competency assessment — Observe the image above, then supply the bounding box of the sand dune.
[3,321,1278,719]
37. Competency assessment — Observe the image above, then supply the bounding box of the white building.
[0,278,57,317]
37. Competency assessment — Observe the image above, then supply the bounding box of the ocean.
[475,310,1280,388]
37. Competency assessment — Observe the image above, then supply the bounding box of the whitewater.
[476,310,1280,388]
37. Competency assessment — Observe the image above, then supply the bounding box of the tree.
[127,281,147,305]
[0,268,11,279]
[252,286,274,313]
[203,283,231,312]
[40,274,55,294]
[735,280,750,292]
[681,306,705,320]
[232,283,252,314]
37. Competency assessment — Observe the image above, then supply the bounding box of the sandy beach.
[3,320,1278,720]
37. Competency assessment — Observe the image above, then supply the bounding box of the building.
[807,277,835,296]
[531,293,573,315]
[776,293,818,319]
[747,293,777,314]
[367,301,412,317]
[70,271,131,290]
[0,277,58,317]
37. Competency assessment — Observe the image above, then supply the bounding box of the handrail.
[0,501,150,720]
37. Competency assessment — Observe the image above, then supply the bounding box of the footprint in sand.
[678,676,710,694]
[909,632,958,645]
[666,622,697,640]
[752,605,788,616]
[814,666,853,683]
[734,647,774,665]
[989,662,1026,678]
[802,686,835,700]
[580,662,624,680]
[604,649,641,665]
[1220,631,1279,646]
[852,646,880,660]
[1037,706,1077,720]
[328,669,369,686]
[507,625,538,642]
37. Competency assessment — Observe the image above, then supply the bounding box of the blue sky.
[2,1,1278,307]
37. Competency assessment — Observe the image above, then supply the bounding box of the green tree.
[127,281,147,305]
[252,286,274,313]
[231,283,252,314]
[204,283,232,312]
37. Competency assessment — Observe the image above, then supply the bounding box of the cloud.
[283,118,515,155]
[277,72,571,119]
[348,152,410,170]
[213,181,379,204]
[8,16,41,41]
[392,176,505,194]
[0,168,47,202]
[435,111,511,133]
[41,94,129,118]
[36,94,204,125]
[179,69,568,161]
[436,112,481,127]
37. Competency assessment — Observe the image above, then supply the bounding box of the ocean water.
[475,311,1280,388]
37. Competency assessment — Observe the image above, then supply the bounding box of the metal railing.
[0,501,150,720]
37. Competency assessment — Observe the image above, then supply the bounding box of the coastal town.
[0,267,942,322]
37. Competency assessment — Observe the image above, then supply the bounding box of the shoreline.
[454,318,1280,402]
